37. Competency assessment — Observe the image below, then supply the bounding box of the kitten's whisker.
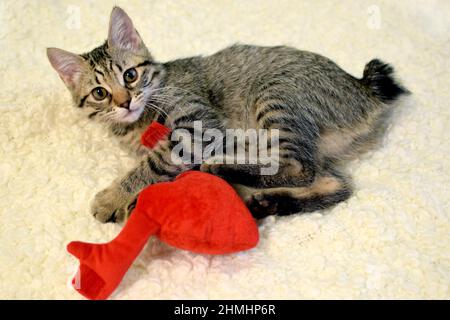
[148,98,192,123]
[151,86,188,93]
[151,86,195,96]
[145,102,174,126]
[155,95,197,120]
[149,95,175,103]
[149,95,186,112]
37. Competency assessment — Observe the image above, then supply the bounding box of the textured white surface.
[0,0,449,299]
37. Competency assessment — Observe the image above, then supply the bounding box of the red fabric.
[140,121,171,148]
[67,171,259,300]
[67,210,159,300]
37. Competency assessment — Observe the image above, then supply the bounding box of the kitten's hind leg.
[200,161,314,188]
[245,170,352,219]
[201,163,264,185]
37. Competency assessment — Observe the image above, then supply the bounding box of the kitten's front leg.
[91,140,189,223]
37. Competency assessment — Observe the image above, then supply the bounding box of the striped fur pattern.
[47,7,408,222]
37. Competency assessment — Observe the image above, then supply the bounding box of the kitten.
[47,7,408,223]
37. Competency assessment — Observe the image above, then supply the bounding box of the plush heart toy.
[67,122,259,300]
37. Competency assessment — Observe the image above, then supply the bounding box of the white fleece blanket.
[0,0,449,299]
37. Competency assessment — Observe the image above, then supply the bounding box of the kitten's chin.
[118,107,144,124]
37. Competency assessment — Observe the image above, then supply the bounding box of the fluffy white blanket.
[0,0,449,299]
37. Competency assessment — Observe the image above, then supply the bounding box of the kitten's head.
[47,7,163,124]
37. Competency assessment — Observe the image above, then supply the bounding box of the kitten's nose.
[119,100,131,110]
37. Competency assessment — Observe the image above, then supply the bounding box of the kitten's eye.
[123,68,138,83]
[92,87,108,101]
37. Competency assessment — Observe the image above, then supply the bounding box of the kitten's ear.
[108,7,143,51]
[47,48,84,89]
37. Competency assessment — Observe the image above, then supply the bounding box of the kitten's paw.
[246,192,279,219]
[91,186,129,223]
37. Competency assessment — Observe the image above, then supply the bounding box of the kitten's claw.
[124,196,138,220]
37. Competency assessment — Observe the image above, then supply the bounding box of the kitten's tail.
[361,59,410,104]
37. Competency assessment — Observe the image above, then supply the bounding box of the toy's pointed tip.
[67,241,90,259]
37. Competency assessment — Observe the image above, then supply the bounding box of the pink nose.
[119,100,131,109]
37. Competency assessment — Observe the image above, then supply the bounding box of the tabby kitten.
[47,7,408,223]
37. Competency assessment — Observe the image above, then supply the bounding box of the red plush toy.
[67,122,259,300]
